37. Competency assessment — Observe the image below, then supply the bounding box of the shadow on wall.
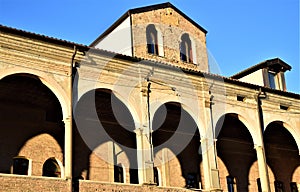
[0,74,64,176]
[73,89,138,184]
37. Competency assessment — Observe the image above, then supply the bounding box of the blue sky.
[0,0,299,93]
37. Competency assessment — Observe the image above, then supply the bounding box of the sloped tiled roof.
[1,24,299,99]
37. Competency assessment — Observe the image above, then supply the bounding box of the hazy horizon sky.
[0,0,299,93]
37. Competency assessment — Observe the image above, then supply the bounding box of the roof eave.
[231,58,292,79]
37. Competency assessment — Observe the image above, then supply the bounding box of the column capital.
[134,128,144,136]
[62,117,71,123]
[254,144,263,150]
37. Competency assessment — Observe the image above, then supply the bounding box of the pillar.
[135,128,154,184]
[201,97,222,191]
[134,78,154,184]
[107,141,114,182]
[63,117,72,179]
[255,145,271,192]
[201,137,221,191]
[161,148,169,186]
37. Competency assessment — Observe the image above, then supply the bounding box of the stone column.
[135,128,154,184]
[135,78,154,184]
[201,98,222,191]
[255,145,271,192]
[161,148,169,186]
[107,141,114,182]
[201,138,221,191]
[201,137,211,189]
[63,117,72,179]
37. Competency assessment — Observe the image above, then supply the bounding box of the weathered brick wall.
[89,151,111,182]
[18,133,64,177]
[78,180,192,192]
[131,7,208,72]
[0,174,71,192]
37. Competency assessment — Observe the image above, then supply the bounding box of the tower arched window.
[146,24,159,55]
[180,33,193,63]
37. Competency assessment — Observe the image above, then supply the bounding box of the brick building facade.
[0,2,299,192]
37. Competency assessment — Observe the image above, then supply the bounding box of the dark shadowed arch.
[0,74,64,175]
[73,88,138,184]
[152,102,201,189]
[264,121,300,191]
[216,113,256,192]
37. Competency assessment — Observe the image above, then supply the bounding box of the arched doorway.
[73,89,138,184]
[0,74,64,176]
[152,102,201,189]
[216,113,256,192]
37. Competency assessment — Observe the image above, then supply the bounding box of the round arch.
[178,32,197,64]
[216,113,257,192]
[150,98,205,137]
[0,68,70,119]
[266,121,300,152]
[42,157,64,178]
[76,86,140,130]
[214,112,258,145]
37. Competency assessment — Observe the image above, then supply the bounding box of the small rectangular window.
[290,182,298,192]
[227,176,236,192]
[13,156,30,175]
[280,105,289,110]
[186,173,199,189]
[237,95,245,102]
[274,180,285,192]
[268,71,281,89]
[114,164,124,183]
[257,178,262,192]
[268,71,276,89]
[153,167,159,186]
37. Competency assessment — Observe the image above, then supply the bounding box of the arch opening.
[152,102,202,189]
[0,74,64,176]
[264,121,300,191]
[216,113,256,192]
[73,88,138,184]
[180,33,194,63]
[147,24,159,55]
[42,157,62,178]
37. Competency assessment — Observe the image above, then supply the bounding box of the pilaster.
[201,96,222,191]
[63,117,72,179]
[254,145,271,192]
